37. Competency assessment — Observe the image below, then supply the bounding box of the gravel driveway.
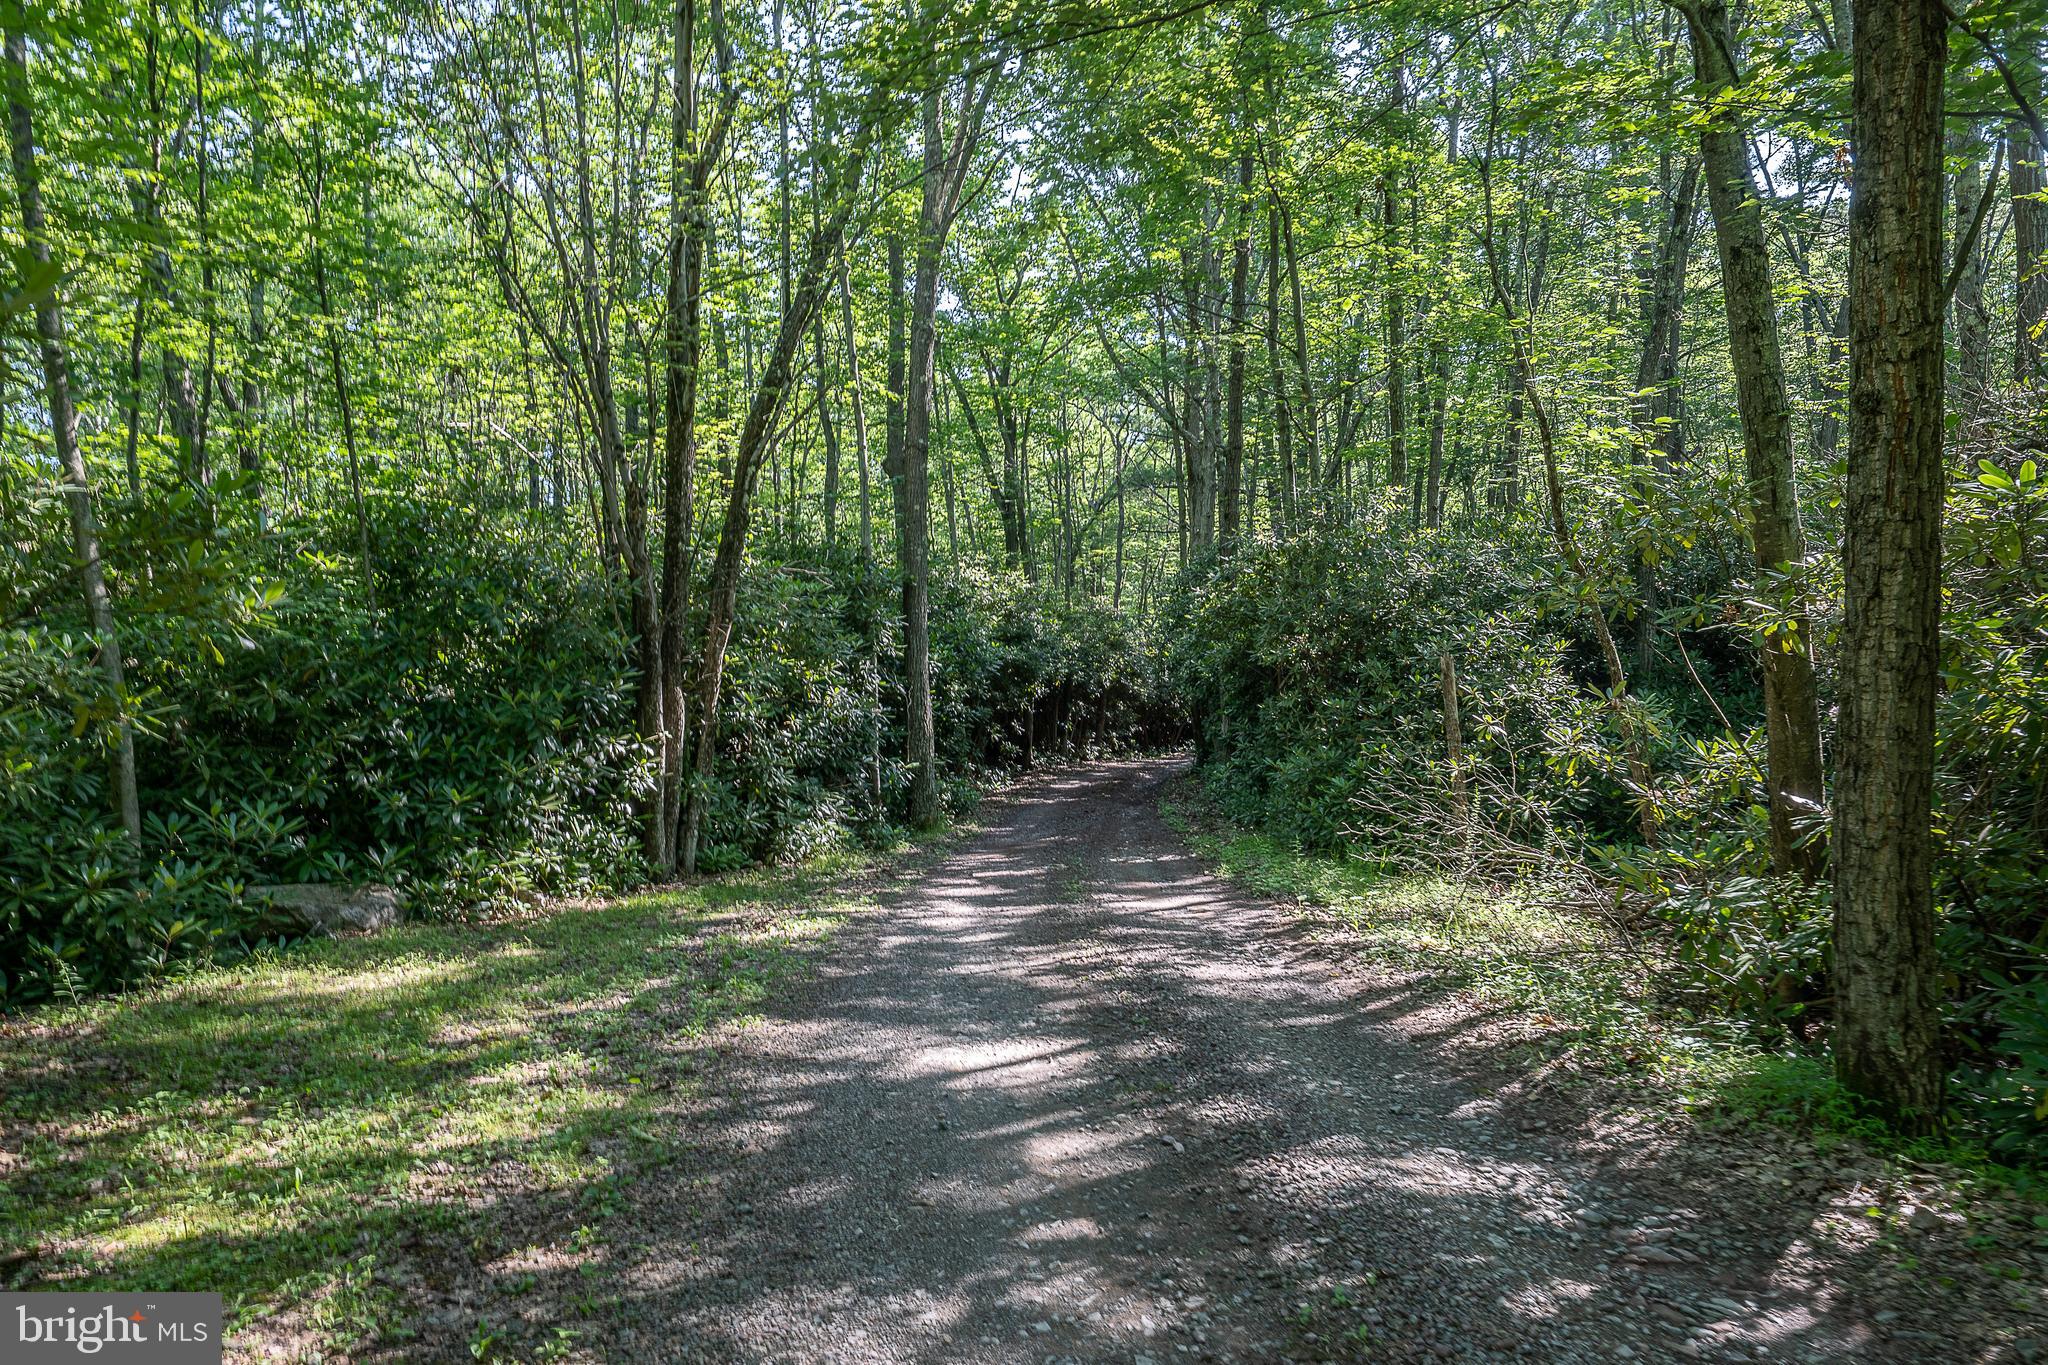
[595,758,2031,1364]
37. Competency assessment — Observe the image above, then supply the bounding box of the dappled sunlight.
[6,760,2009,1361]
[584,758,1955,1365]
[0,856,877,1354]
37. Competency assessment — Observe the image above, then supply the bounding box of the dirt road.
[606,759,2019,1363]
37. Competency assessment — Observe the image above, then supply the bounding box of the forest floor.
[5,758,2046,1363]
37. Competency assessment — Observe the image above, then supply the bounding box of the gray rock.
[254,882,405,934]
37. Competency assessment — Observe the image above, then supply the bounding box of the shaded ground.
[576,759,2040,1363]
[8,759,2041,1362]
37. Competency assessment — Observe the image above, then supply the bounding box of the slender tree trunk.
[2013,117,2047,384]
[308,134,376,613]
[121,289,146,497]
[1632,157,1698,673]
[657,0,726,871]
[1482,143,1657,842]
[885,232,906,507]
[1833,0,1947,1129]
[6,18,143,846]
[240,0,266,510]
[1278,202,1319,493]
[1221,146,1252,549]
[1424,337,1449,529]
[1441,653,1467,842]
[898,79,992,826]
[1383,171,1408,501]
[1950,127,1992,424]
[1112,425,1127,607]
[1267,206,1295,534]
[839,254,873,564]
[1180,251,1214,550]
[1679,0,1827,882]
[679,128,875,871]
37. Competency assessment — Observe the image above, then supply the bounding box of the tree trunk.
[1384,171,1408,501]
[1631,156,1698,674]
[1679,0,1826,882]
[657,0,728,872]
[898,78,992,827]
[6,18,143,846]
[308,133,377,614]
[1424,337,1449,529]
[1441,653,1467,843]
[679,133,874,872]
[1833,0,1947,1130]
[241,0,266,510]
[1221,150,1251,549]
[885,232,906,499]
[1181,251,1214,551]
[2013,117,2047,384]
[1950,127,1992,424]
[838,253,873,564]
[1267,206,1295,535]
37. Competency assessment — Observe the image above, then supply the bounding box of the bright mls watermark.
[0,1294,221,1363]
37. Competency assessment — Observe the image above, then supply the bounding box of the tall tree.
[1832,0,1947,1128]
[655,0,736,870]
[899,70,994,826]
[681,118,880,869]
[6,12,143,845]
[1675,0,1827,883]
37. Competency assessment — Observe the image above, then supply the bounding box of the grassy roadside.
[0,835,934,1359]
[1160,779,2040,1189]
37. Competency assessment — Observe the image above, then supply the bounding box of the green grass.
[0,840,926,1355]
[1161,787,1651,1052]
[1162,784,2041,1191]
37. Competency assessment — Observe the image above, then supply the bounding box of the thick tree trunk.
[1833,0,1947,1129]
[7,19,143,846]
[1679,0,1826,882]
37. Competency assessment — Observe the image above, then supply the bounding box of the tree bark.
[1833,0,1947,1129]
[1950,127,1992,423]
[898,78,992,827]
[1266,205,1295,535]
[2013,117,2047,384]
[1631,156,1698,673]
[1383,171,1407,500]
[656,0,731,871]
[6,17,143,846]
[1678,0,1827,882]
[1221,145,1252,549]
[1424,337,1449,529]
[680,133,874,871]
